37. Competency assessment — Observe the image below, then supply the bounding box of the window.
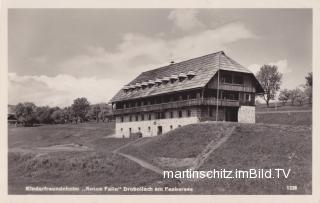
[170,111,173,118]
[187,110,191,117]
[148,127,151,132]
[141,114,144,121]
[178,110,183,118]
[148,114,151,120]
[129,116,132,122]
[138,127,141,131]
[178,125,181,128]
[221,74,232,83]
[121,117,124,122]
[245,94,250,101]
[229,93,235,100]
[234,75,244,84]
[135,115,139,121]
[129,128,132,133]
[120,128,123,132]
[209,108,213,117]
[161,112,165,119]
[170,125,173,130]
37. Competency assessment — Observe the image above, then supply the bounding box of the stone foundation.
[115,116,200,138]
[238,106,255,123]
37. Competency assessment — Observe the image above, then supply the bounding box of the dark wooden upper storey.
[110,51,264,104]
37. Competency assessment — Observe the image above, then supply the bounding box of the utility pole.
[215,53,220,121]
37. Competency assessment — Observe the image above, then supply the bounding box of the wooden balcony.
[218,83,256,93]
[112,98,240,115]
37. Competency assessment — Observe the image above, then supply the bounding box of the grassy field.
[8,111,312,194]
[256,111,312,126]
[256,103,312,112]
[8,122,163,194]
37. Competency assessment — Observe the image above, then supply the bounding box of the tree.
[15,102,37,126]
[278,89,290,106]
[295,88,306,106]
[305,72,312,87]
[305,72,312,104]
[256,65,282,107]
[51,109,65,124]
[98,103,112,122]
[35,106,54,124]
[63,107,74,123]
[93,105,101,123]
[289,88,300,105]
[71,97,90,123]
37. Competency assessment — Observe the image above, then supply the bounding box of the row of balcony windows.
[119,109,192,122]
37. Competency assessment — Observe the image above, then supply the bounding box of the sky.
[8,9,312,107]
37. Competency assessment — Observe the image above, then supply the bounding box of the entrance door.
[225,107,238,122]
[157,126,163,135]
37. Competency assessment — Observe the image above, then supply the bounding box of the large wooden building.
[110,51,263,138]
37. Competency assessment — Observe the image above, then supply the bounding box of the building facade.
[110,51,264,138]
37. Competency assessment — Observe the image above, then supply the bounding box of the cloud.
[248,59,291,75]
[58,22,256,79]
[8,72,125,107]
[168,9,205,31]
[9,21,257,107]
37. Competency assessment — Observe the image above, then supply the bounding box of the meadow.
[8,106,312,194]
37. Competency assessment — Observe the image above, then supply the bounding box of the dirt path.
[112,137,164,175]
[190,126,235,171]
[113,126,236,178]
[112,137,145,154]
[256,110,312,114]
[117,152,163,175]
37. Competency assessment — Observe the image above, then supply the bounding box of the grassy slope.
[256,103,312,112]
[8,123,162,194]
[180,124,312,194]
[256,111,312,126]
[8,151,162,194]
[120,122,311,194]
[120,123,234,169]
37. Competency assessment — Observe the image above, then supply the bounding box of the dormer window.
[178,73,187,81]
[128,85,135,91]
[141,82,148,89]
[161,77,169,84]
[187,71,196,79]
[123,86,130,93]
[135,83,142,90]
[147,80,155,87]
[155,78,162,86]
[170,74,178,83]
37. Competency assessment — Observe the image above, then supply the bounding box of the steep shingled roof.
[110,51,263,102]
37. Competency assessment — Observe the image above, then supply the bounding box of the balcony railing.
[218,83,255,93]
[112,98,240,115]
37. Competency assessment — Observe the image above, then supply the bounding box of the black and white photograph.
[5,8,313,196]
